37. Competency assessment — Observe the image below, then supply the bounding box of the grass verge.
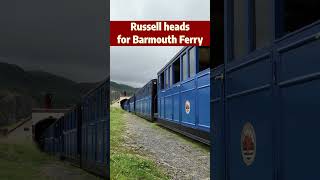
[0,142,50,180]
[110,107,168,180]
[0,141,97,180]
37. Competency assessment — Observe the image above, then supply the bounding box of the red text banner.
[110,21,210,46]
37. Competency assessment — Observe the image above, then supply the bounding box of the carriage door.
[211,65,225,179]
[226,53,274,180]
[275,3,320,177]
[225,0,274,179]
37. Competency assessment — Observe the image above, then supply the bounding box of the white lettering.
[179,35,203,46]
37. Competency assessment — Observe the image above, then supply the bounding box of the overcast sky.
[0,0,108,83]
[110,0,210,87]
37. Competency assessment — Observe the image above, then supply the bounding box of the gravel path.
[123,112,210,180]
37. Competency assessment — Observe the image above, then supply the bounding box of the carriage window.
[166,69,170,88]
[199,47,210,72]
[282,0,320,36]
[75,110,78,126]
[160,73,164,90]
[182,53,188,80]
[149,84,151,94]
[163,74,166,89]
[173,58,180,84]
[254,0,272,49]
[160,72,164,89]
[233,0,247,59]
[169,66,173,87]
[72,113,75,128]
[189,47,196,77]
[212,0,224,68]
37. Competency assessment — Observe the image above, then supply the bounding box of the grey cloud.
[110,0,210,87]
[111,46,182,87]
[0,0,108,83]
[111,0,210,20]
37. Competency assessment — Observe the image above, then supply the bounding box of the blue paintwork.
[157,46,210,132]
[211,1,320,179]
[123,100,130,111]
[129,79,157,121]
[82,81,109,168]
[275,22,320,180]
[210,65,224,180]
[135,80,154,119]
[43,123,55,154]
[63,108,78,161]
[41,80,109,178]
[129,95,135,112]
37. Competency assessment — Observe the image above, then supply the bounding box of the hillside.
[0,62,139,106]
[110,81,138,95]
[110,81,138,101]
[0,62,98,108]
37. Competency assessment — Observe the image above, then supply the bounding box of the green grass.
[0,142,50,180]
[110,107,169,180]
[0,118,27,130]
[0,142,96,180]
[110,107,125,151]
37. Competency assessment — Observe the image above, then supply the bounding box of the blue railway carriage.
[63,105,81,163]
[57,117,64,156]
[211,0,320,180]
[53,117,64,156]
[134,79,157,121]
[123,100,130,111]
[37,79,109,178]
[81,80,109,177]
[43,123,55,154]
[43,116,64,156]
[34,116,57,153]
[129,95,135,112]
[157,46,210,144]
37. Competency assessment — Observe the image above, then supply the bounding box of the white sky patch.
[111,46,182,87]
[110,0,210,87]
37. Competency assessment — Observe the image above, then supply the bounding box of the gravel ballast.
[123,112,210,180]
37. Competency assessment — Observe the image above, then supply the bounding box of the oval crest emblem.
[241,122,256,166]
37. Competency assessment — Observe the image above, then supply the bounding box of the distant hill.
[0,62,98,108]
[0,62,139,107]
[110,81,138,95]
[110,81,138,101]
